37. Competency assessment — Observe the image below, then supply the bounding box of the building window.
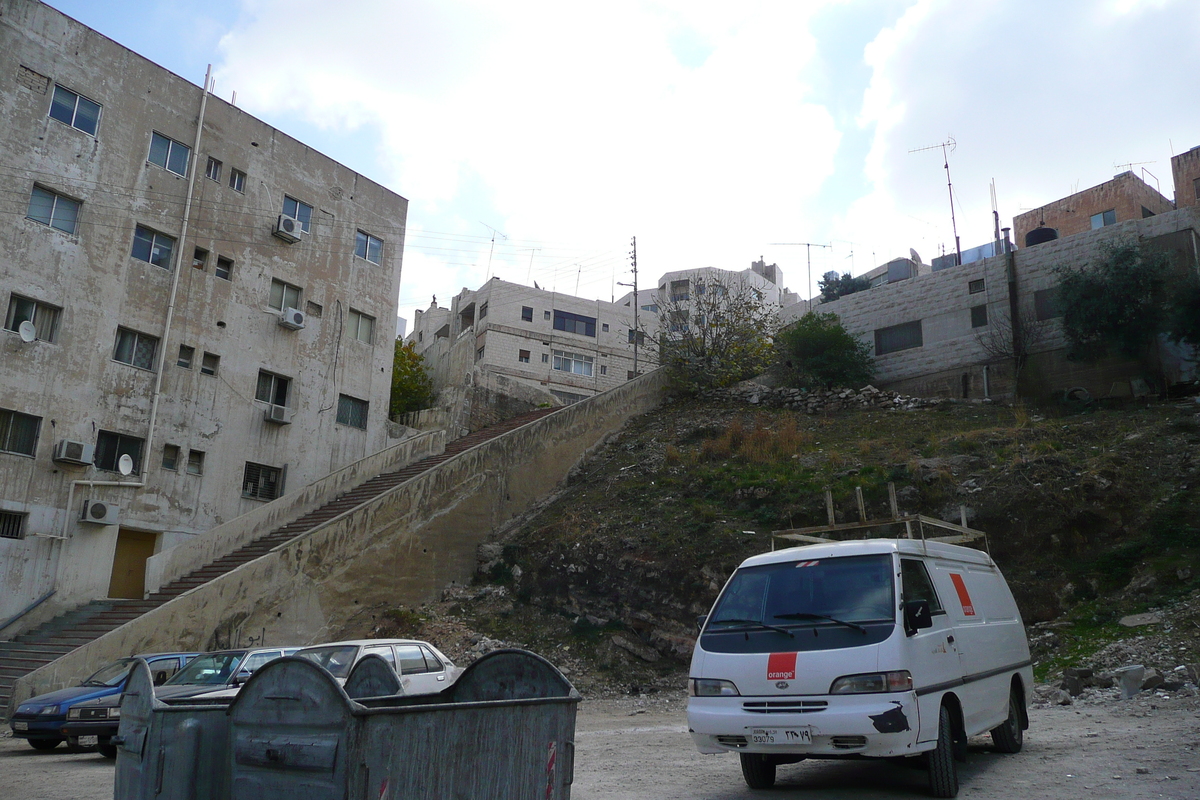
[874,321,923,356]
[544,310,551,320]
[27,186,80,234]
[600,365,607,375]
[162,444,180,471]
[349,309,375,344]
[971,305,988,328]
[148,132,191,176]
[628,329,645,345]
[200,352,219,376]
[229,168,246,193]
[1034,288,1062,321]
[205,157,222,182]
[1141,206,1156,219]
[968,279,985,294]
[282,196,313,232]
[177,344,194,369]
[336,395,368,429]
[553,310,596,337]
[552,349,593,376]
[1090,209,1116,229]
[95,430,144,473]
[1194,177,1200,202]
[602,323,609,332]
[0,409,40,456]
[521,306,533,322]
[269,279,301,311]
[215,256,233,280]
[113,327,158,370]
[5,295,61,343]
[355,231,382,264]
[668,311,689,333]
[479,302,488,319]
[669,279,690,302]
[641,304,658,313]
[186,450,205,475]
[541,353,549,363]
[255,370,290,407]
[49,85,101,136]
[242,462,282,501]
[192,247,208,270]
[0,510,27,540]
[131,225,175,269]
[518,349,530,363]
[476,346,485,362]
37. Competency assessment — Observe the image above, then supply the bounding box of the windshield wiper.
[710,617,794,637]
[774,612,867,634]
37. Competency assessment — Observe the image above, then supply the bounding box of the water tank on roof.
[1024,226,1058,247]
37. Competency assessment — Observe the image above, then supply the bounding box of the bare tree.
[974,304,1049,391]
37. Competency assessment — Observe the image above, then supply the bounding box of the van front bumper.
[688,692,926,758]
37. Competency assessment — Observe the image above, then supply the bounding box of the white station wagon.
[295,639,462,695]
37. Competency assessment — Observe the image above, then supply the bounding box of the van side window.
[901,559,944,613]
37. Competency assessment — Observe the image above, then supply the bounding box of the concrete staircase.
[0,409,555,712]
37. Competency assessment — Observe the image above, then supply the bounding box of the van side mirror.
[695,615,707,634]
[904,600,932,636]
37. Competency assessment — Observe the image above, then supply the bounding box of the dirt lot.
[4,691,1198,799]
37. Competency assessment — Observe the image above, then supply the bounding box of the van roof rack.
[771,483,989,554]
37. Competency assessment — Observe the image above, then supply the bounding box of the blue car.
[9,652,199,751]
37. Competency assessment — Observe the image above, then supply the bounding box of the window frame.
[205,157,222,182]
[242,462,283,502]
[186,449,205,476]
[967,279,985,294]
[5,294,61,343]
[0,408,41,457]
[1034,288,1062,321]
[254,370,291,407]
[94,430,145,474]
[336,394,369,430]
[113,327,159,371]
[27,185,80,234]
[200,352,219,376]
[148,131,191,177]
[552,310,597,337]
[177,344,195,369]
[1090,209,1116,229]
[268,279,302,312]
[215,256,233,280]
[131,225,176,270]
[162,444,180,471]
[354,231,383,264]
[48,84,101,136]
[874,320,923,356]
[0,510,27,540]
[282,195,313,232]
[348,309,375,344]
[552,348,594,376]
[229,168,246,193]
[518,349,530,363]
[521,306,533,322]
[970,304,988,328]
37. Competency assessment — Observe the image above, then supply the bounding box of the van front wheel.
[740,753,776,790]
[927,705,959,798]
[991,687,1024,753]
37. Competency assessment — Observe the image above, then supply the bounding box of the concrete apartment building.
[0,1,407,623]
[1013,170,1175,247]
[1173,145,1200,209]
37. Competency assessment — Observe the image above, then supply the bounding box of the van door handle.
[946,635,955,644]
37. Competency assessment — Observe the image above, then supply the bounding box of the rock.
[1115,665,1145,699]
[1141,668,1165,691]
[1049,689,1073,705]
[611,634,660,663]
[1118,612,1162,627]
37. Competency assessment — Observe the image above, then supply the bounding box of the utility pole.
[769,242,830,312]
[617,236,639,377]
[480,221,507,279]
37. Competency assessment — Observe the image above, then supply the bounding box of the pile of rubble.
[700,382,946,414]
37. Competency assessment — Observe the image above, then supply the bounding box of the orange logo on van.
[767,652,797,680]
[949,573,976,616]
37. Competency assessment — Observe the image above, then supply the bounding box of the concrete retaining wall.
[9,370,669,712]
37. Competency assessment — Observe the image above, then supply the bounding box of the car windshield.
[709,553,896,629]
[164,652,246,686]
[82,658,136,687]
[295,646,358,678]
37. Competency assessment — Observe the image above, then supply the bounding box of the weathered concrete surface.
[9,370,669,711]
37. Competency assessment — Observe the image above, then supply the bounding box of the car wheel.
[927,704,959,798]
[98,742,118,759]
[29,738,63,751]
[990,687,1024,754]
[740,753,776,790]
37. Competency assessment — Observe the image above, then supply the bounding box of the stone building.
[0,0,407,623]
[1013,171,1175,247]
[1172,145,1200,210]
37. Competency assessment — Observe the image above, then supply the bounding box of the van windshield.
[708,554,895,635]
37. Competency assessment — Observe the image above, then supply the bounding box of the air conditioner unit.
[81,499,119,525]
[279,307,306,330]
[264,404,293,425]
[273,214,303,243]
[52,439,95,466]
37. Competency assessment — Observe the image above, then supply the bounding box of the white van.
[687,538,1031,797]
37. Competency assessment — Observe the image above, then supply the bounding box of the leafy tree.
[1167,275,1200,348]
[643,274,778,392]
[818,272,871,303]
[773,312,874,389]
[1057,240,1169,362]
[389,338,433,418]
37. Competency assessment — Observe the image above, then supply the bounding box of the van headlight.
[689,678,740,697]
[829,671,913,694]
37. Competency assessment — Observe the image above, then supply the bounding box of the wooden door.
[108,529,157,599]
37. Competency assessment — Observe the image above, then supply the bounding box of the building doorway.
[107,529,157,599]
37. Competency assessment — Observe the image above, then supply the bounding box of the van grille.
[715,735,748,748]
[831,735,868,749]
[742,700,828,714]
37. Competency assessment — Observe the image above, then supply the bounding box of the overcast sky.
[46,0,1200,329]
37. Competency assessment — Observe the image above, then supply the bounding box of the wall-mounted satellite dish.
[18,320,37,343]
[117,453,134,476]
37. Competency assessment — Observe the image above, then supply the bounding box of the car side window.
[394,645,429,674]
[901,559,944,613]
[150,657,181,685]
[239,650,281,676]
[419,646,443,672]
[364,645,397,670]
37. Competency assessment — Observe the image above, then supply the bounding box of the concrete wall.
[8,369,670,712]
[1172,145,1200,209]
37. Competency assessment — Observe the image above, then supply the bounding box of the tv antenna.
[769,242,830,307]
[480,222,507,278]
[518,247,541,284]
[909,137,961,267]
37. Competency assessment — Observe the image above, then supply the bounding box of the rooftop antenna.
[617,236,639,376]
[518,247,540,284]
[990,179,1001,243]
[910,137,961,267]
[769,242,830,306]
[480,222,507,279]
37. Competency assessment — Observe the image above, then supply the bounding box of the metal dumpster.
[114,649,580,800]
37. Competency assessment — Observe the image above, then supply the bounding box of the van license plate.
[750,727,812,745]
[13,721,27,731]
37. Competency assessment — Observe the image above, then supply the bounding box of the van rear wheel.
[991,687,1024,753]
[927,705,959,798]
[740,753,776,789]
